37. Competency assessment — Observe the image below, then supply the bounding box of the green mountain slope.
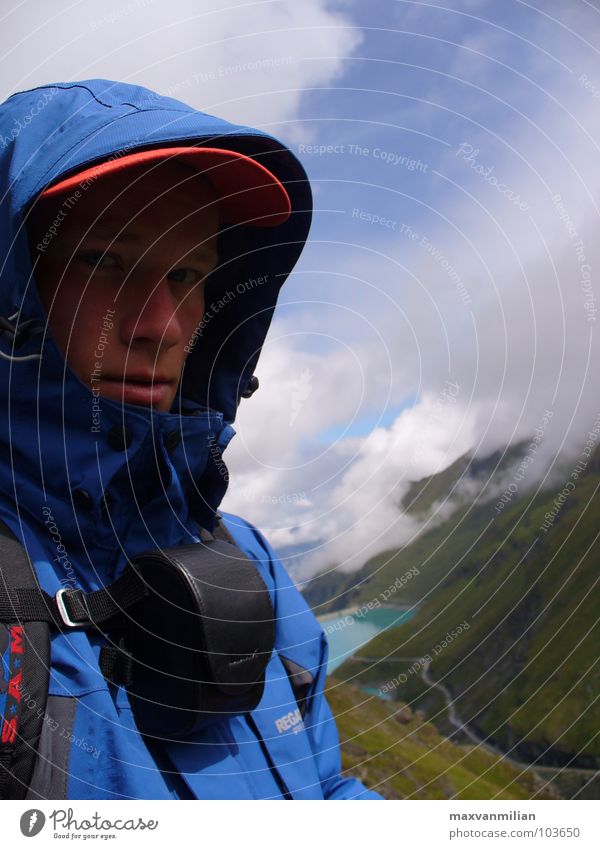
[333,442,600,769]
[327,678,560,799]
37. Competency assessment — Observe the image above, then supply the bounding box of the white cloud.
[224,373,477,576]
[0,0,362,138]
[221,10,600,576]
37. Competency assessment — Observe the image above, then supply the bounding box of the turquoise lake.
[318,606,416,674]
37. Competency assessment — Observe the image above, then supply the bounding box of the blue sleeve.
[219,511,383,800]
[302,625,384,800]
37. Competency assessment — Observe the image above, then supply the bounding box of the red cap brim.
[40,146,291,227]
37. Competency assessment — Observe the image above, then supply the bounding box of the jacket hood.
[1,78,312,420]
[0,79,312,563]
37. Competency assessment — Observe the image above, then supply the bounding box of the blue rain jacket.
[0,79,380,800]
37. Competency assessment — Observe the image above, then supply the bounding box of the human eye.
[76,250,119,270]
[167,267,204,286]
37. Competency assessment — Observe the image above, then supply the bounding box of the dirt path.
[349,654,599,789]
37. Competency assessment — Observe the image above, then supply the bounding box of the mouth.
[100,375,175,407]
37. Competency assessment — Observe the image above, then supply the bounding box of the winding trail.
[419,657,482,745]
[350,654,599,785]
[351,654,480,744]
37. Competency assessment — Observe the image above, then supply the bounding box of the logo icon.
[19,810,46,837]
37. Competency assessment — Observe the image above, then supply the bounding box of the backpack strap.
[0,518,150,799]
[212,513,238,546]
[0,518,50,800]
[0,514,282,794]
[0,564,148,630]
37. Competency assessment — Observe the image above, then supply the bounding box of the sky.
[2,0,599,579]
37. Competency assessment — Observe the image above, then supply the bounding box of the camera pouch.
[121,539,275,740]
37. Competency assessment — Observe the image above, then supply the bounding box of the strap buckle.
[55,588,90,628]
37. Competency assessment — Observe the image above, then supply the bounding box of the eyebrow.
[72,226,218,263]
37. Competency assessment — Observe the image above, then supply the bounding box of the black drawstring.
[0,315,44,349]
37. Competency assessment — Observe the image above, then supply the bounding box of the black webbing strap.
[99,642,134,687]
[0,518,50,799]
[0,518,151,798]
[0,562,148,630]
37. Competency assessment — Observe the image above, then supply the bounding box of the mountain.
[328,678,559,799]
[399,439,531,518]
[302,439,535,614]
[305,438,600,785]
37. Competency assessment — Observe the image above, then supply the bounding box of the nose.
[119,274,184,351]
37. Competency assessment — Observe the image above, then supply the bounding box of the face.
[28,162,220,412]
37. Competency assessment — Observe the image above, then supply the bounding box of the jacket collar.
[0,305,234,587]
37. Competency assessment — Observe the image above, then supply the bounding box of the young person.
[0,79,381,800]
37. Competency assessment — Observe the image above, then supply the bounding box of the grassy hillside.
[334,442,600,770]
[327,678,560,799]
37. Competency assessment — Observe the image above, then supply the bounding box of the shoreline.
[317,603,413,622]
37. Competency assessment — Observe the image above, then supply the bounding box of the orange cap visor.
[40,146,292,228]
